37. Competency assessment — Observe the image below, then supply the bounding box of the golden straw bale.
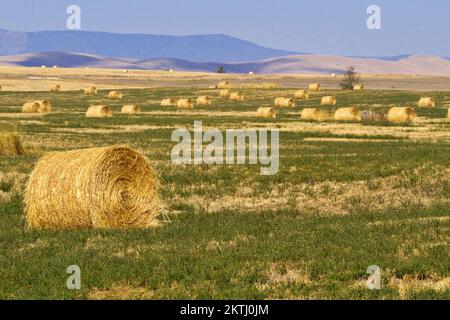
[86,105,113,118]
[274,97,295,107]
[24,145,162,229]
[229,92,244,101]
[256,107,277,119]
[321,96,337,106]
[387,107,416,123]
[0,131,24,156]
[295,90,309,99]
[108,91,124,99]
[353,84,364,90]
[219,89,231,98]
[301,108,330,121]
[334,107,361,122]
[50,84,61,92]
[22,102,40,113]
[217,81,231,89]
[418,97,435,108]
[121,104,141,115]
[177,99,195,109]
[308,83,321,91]
[161,98,177,106]
[84,87,97,95]
[196,96,212,105]
[35,100,51,113]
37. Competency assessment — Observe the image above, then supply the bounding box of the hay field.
[0,69,450,299]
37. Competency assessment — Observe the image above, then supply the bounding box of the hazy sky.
[1,0,449,56]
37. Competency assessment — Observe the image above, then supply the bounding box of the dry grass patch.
[88,283,154,300]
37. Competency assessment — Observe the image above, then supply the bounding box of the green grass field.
[0,87,449,299]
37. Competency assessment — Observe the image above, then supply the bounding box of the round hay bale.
[387,107,416,123]
[301,108,330,121]
[418,97,435,108]
[161,98,177,107]
[256,107,277,119]
[334,107,361,122]
[219,89,231,98]
[353,84,364,91]
[108,91,124,99]
[24,145,161,229]
[36,100,52,113]
[321,96,337,106]
[86,105,113,118]
[229,92,244,101]
[84,87,97,95]
[274,97,295,107]
[50,84,61,92]
[177,99,195,109]
[22,102,40,113]
[217,81,231,89]
[308,83,320,91]
[295,90,309,99]
[196,96,212,105]
[121,104,141,115]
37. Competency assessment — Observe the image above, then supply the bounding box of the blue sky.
[1,0,449,56]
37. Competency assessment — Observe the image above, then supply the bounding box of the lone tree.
[340,66,361,90]
[217,66,226,74]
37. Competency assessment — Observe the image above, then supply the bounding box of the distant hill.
[0,29,298,62]
[1,52,450,76]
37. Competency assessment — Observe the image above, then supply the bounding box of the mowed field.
[1,68,450,299]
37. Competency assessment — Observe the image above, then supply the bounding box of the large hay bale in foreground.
[334,107,361,122]
[50,84,61,92]
[295,90,309,99]
[219,89,231,98]
[121,104,141,115]
[308,83,320,91]
[196,96,212,105]
[217,81,231,89]
[321,96,337,105]
[108,91,124,99]
[24,145,161,229]
[274,97,295,107]
[229,92,244,101]
[256,107,277,119]
[84,87,97,95]
[177,99,195,109]
[161,98,177,106]
[0,131,24,156]
[86,105,113,118]
[387,107,416,123]
[353,84,364,91]
[301,108,330,121]
[418,97,435,108]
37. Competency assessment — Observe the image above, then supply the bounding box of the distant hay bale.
[41,65,46,69]
[86,105,113,118]
[334,107,361,122]
[50,84,61,92]
[217,81,231,89]
[353,84,364,90]
[321,96,337,105]
[0,85,3,91]
[196,96,212,105]
[108,91,124,99]
[387,107,416,123]
[22,100,51,114]
[24,145,161,229]
[0,131,24,156]
[84,87,97,95]
[274,97,295,107]
[301,108,330,121]
[219,89,231,98]
[52,65,58,69]
[177,99,195,109]
[295,90,309,99]
[418,97,435,108]
[308,83,320,91]
[160,98,177,107]
[256,107,277,119]
[229,92,245,101]
[121,104,141,115]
